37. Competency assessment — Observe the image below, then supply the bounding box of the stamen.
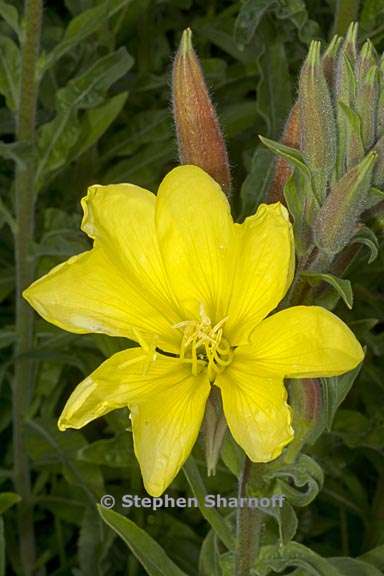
[173,304,233,379]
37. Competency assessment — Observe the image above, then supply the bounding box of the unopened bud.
[314,151,377,254]
[172,28,231,195]
[377,56,384,136]
[299,41,336,200]
[356,40,379,149]
[335,24,359,175]
[266,101,300,203]
[322,35,342,89]
[203,391,227,476]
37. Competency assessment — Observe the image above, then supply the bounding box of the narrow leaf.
[97,505,188,576]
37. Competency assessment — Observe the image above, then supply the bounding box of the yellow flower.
[24,165,364,496]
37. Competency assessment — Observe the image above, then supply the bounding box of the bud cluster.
[264,23,383,262]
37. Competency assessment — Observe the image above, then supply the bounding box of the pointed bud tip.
[180,28,193,56]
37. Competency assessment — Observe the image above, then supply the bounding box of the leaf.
[36,48,133,186]
[0,36,20,110]
[240,147,275,217]
[0,492,21,514]
[322,361,363,430]
[78,506,114,576]
[259,135,309,176]
[253,542,342,576]
[77,432,134,468]
[97,506,189,576]
[41,0,134,72]
[199,530,223,576]
[183,457,235,552]
[72,92,128,159]
[283,174,312,255]
[360,545,384,571]
[234,0,276,49]
[329,557,383,576]
[256,40,292,137]
[0,1,19,36]
[367,186,384,209]
[351,227,379,263]
[301,272,354,309]
[264,454,324,507]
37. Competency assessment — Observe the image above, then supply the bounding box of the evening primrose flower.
[24,165,363,496]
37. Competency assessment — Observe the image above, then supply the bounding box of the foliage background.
[0,0,383,574]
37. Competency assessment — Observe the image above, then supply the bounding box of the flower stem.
[13,0,42,573]
[235,457,263,576]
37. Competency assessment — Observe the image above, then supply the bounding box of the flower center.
[174,304,233,381]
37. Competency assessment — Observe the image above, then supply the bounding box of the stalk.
[13,0,43,573]
[235,458,263,576]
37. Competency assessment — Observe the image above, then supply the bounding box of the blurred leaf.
[36,48,133,186]
[0,35,19,110]
[0,2,19,36]
[78,506,114,576]
[301,272,354,309]
[183,457,235,552]
[97,505,189,576]
[77,432,134,468]
[72,91,128,159]
[0,492,21,514]
[234,0,276,48]
[240,147,275,217]
[256,40,292,136]
[0,517,3,576]
[41,0,134,72]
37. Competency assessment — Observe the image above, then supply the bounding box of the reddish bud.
[172,28,231,195]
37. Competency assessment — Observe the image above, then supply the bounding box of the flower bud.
[172,28,231,195]
[298,41,336,200]
[266,101,300,203]
[377,56,384,136]
[355,40,379,149]
[322,35,342,89]
[314,151,377,254]
[203,391,227,476]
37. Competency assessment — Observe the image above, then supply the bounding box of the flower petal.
[23,248,180,351]
[245,305,364,378]
[156,165,235,321]
[58,347,207,432]
[131,371,210,496]
[81,182,181,327]
[215,350,293,462]
[225,203,294,345]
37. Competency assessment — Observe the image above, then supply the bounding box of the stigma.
[174,304,233,380]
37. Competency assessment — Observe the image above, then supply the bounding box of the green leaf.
[199,530,223,576]
[183,457,235,552]
[234,0,276,49]
[259,135,311,178]
[0,1,19,36]
[254,542,342,575]
[77,432,134,468]
[72,92,128,159]
[301,272,354,309]
[367,186,384,209]
[36,48,133,186]
[330,557,383,576]
[97,506,189,576]
[79,507,114,576]
[283,174,312,255]
[351,227,379,263]
[0,35,20,110]
[40,0,134,72]
[0,492,21,514]
[322,361,363,430]
[256,40,292,137]
[360,545,384,571]
[240,147,275,218]
[265,454,323,507]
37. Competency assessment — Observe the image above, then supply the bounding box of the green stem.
[333,0,360,36]
[13,0,42,574]
[235,457,263,576]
